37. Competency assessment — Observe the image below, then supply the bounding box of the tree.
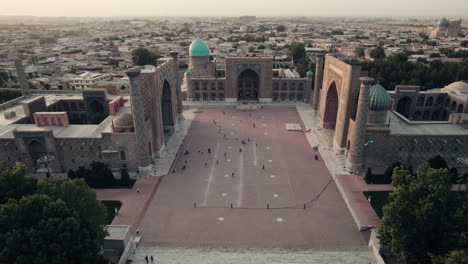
[431,250,468,264]
[461,40,468,48]
[85,161,116,188]
[67,169,76,179]
[296,57,310,77]
[0,71,9,87]
[383,161,403,183]
[248,46,255,53]
[0,162,36,204]
[355,47,365,57]
[378,163,466,263]
[0,162,108,264]
[428,155,449,170]
[331,29,344,35]
[276,25,287,32]
[131,47,161,66]
[370,46,386,60]
[36,178,108,228]
[289,41,306,63]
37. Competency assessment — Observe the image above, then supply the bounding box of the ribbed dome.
[306,71,314,78]
[114,113,134,128]
[369,84,391,111]
[189,39,209,57]
[439,17,449,26]
[185,71,192,76]
[444,81,468,93]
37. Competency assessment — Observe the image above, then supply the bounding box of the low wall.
[368,229,386,264]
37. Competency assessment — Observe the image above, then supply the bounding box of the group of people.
[175,110,269,177]
[144,255,155,263]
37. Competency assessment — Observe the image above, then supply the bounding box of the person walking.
[151,256,154,263]
[145,256,149,263]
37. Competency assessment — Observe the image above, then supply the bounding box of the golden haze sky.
[1,0,467,17]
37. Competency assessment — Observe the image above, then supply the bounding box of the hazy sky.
[1,0,467,18]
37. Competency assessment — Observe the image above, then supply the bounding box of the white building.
[69,72,112,90]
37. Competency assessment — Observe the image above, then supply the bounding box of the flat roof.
[105,225,130,241]
[387,111,467,136]
[0,93,131,138]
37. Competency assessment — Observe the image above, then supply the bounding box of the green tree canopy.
[370,46,386,60]
[355,47,365,57]
[0,162,36,204]
[289,41,306,64]
[378,163,467,263]
[131,47,161,66]
[0,163,108,264]
[276,25,287,32]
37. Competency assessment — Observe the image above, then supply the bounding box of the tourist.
[315,155,318,160]
[205,162,208,167]
[137,188,140,193]
[208,148,211,153]
[216,160,218,165]
[262,165,265,170]
[145,255,149,263]
[232,172,234,177]
[136,228,140,235]
[151,256,154,263]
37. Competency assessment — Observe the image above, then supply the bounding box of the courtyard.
[137,107,368,246]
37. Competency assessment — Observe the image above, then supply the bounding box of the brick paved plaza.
[137,107,368,246]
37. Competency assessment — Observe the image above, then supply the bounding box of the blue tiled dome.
[189,39,209,57]
[369,84,391,111]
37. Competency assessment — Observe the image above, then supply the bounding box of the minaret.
[311,54,324,110]
[126,69,152,176]
[347,77,374,172]
[170,51,182,114]
[14,58,30,96]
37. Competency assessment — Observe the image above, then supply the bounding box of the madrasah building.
[0,39,467,176]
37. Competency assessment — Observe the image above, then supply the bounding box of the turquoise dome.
[439,17,449,26]
[369,84,391,111]
[306,71,314,78]
[185,71,192,76]
[189,39,209,56]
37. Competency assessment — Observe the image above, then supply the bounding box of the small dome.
[306,71,314,78]
[185,71,192,76]
[439,17,449,26]
[369,84,391,111]
[444,81,468,93]
[114,113,134,128]
[189,39,210,57]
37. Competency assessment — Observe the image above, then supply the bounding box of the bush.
[384,161,403,183]
[428,155,449,170]
[67,169,76,179]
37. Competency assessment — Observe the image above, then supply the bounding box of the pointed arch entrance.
[161,80,174,141]
[27,140,48,172]
[323,82,339,129]
[237,68,259,101]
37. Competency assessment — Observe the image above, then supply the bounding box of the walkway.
[132,245,375,264]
